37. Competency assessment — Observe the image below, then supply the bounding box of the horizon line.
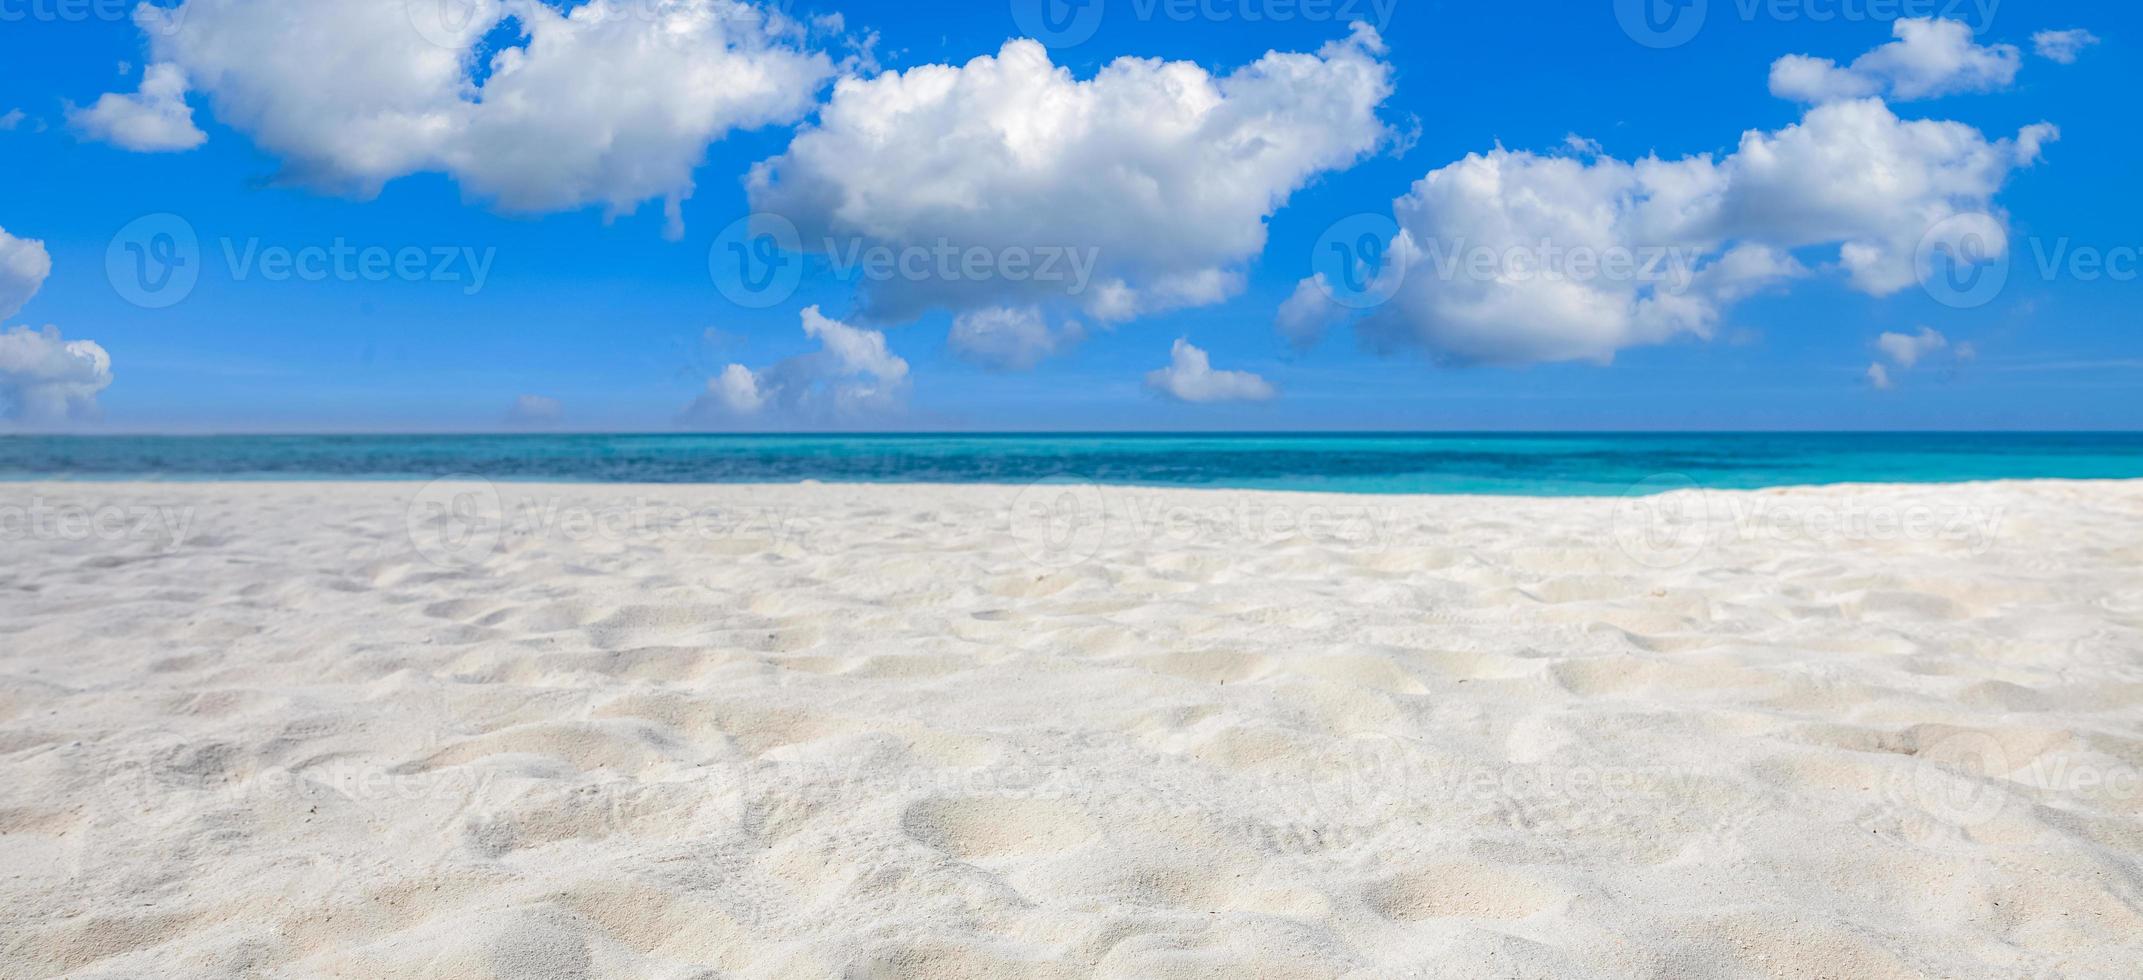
[7,430,2143,439]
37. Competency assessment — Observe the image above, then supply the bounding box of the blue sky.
[0,0,2135,432]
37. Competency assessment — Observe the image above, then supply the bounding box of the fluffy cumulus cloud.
[2033,29,2100,65]
[1718,100,2052,297]
[946,307,1084,372]
[748,24,1393,353]
[705,364,766,415]
[1287,21,2054,367]
[0,227,114,424]
[1145,339,1275,404]
[108,0,837,236]
[0,227,53,322]
[1340,150,1801,365]
[1866,326,1967,389]
[1276,274,1344,347]
[1877,326,1948,368]
[687,306,908,423]
[0,328,115,423]
[1770,18,2021,104]
[68,62,208,152]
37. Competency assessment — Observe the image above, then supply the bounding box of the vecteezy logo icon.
[106,213,201,310]
[1009,480,1108,568]
[1011,0,1105,48]
[1311,214,1406,310]
[1334,235,1381,293]
[709,212,804,309]
[1611,473,1717,569]
[405,476,505,567]
[405,0,497,50]
[1888,730,2011,837]
[1304,734,1416,820]
[1615,0,1707,49]
[1916,212,2011,310]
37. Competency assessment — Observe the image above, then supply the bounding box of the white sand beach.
[4,479,2142,978]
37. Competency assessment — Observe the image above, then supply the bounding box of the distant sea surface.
[4,434,2142,496]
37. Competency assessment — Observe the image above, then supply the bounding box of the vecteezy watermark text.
[0,498,196,552]
[1729,0,1997,25]
[0,0,175,25]
[1012,0,1398,48]
[1414,239,1698,291]
[1613,475,2004,568]
[1009,480,1399,567]
[821,239,1098,292]
[1124,0,1399,26]
[1618,0,2001,49]
[710,212,1099,309]
[221,239,495,294]
[404,478,818,567]
[1309,218,1704,310]
[1883,730,2142,841]
[404,0,797,49]
[105,213,497,309]
[1917,212,2143,309]
[2029,239,2143,283]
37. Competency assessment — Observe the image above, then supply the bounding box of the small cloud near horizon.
[504,394,563,428]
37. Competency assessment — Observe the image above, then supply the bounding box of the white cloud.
[0,109,24,131]
[1717,100,2052,296]
[2033,29,2100,64]
[116,0,836,237]
[1145,339,1275,404]
[707,363,766,414]
[1354,148,1736,365]
[747,24,1393,328]
[1276,274,1345,347]
[1865,327,1961,390]
[0,328,114,423]
[688,306,908,422]
[0,227,53,322]
[504,393,562,426]
[803,305,907,382]
[69,62,207,152]
[1696,243,1810,302]
[1878,326,1948,368]
[1770,18,2021,103]
[946,306,1083,371]
[1321,93,2049,365]
[0,227,115,425]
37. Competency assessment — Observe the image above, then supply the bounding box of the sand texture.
[3,480,2142,978]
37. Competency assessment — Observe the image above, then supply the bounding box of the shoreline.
[3,473,2142,495]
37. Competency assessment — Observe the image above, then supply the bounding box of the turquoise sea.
[3,433,2142,496]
